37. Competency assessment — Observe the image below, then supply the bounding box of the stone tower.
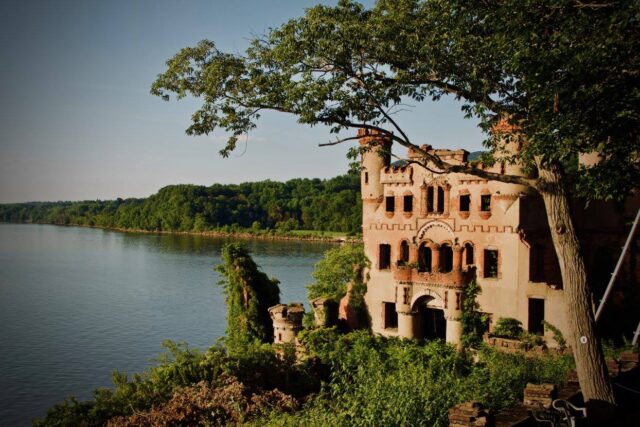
[268,303,305,344]
[359,128,392,219]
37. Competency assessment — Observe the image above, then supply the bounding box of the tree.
[307,244,369,302]
[216,243,280,350]
[152,0,639,418]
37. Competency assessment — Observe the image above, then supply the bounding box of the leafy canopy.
[152,0,639,201]
[307,243,369,301]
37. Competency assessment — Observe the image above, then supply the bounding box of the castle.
[358,129,639,347]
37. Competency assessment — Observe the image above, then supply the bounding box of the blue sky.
[0,0,484,203]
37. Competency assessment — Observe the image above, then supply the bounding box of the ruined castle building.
[359,129,639,347]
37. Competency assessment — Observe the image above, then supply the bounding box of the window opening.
[403,195,413,212]
[418,244,432,272]
[384,302,398,329]
[464,243,474,266]
[483,249,499,278]
[528,298,545,335]
[399,241,409,265]
[436,186,445,213]
[481,194,492,212]
[379,244,391,270]
[460,194,470,212]
[364,171,369,184]
[385,196,395,212]
[426,187,434,213]
[440,244,453,273]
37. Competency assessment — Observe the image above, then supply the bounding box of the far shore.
[2,222,362,244]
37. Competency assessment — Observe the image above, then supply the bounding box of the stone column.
[398,312,415,339]
[409,244,418,264]
[431,244,440,272]
[445,315,462,349]
[453,244,463,271]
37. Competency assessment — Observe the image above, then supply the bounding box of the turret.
[492,119,527,177]
[268,303,305,344]
[359,129,392,216]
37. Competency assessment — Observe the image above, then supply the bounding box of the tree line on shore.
[0,173,362,234]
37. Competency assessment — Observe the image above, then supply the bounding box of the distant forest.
[0,173,362,234]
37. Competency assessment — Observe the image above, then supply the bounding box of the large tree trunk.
[537,163,616,422]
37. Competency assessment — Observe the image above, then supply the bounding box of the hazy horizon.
[1,0,484,204]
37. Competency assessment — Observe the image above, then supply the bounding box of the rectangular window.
[379,244,391,270]
[383,302,398,329]
[364,172,369,184]
[385,196,395,212]
[403,195,413,212]
[459,194,470,212]
[426,187,434,212]
[481,194,492,212]
[483,249,499,278]
[528,298,545,335]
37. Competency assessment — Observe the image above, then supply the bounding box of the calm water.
[0,224,333,426]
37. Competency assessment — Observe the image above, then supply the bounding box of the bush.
[492,318,523,339]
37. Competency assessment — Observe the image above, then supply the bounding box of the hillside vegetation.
[0,173,362,234]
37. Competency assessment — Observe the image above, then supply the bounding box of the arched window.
[436,187,445,213]
[440,244,453,273]
[464,243,474,266]
[418,243,432,272]
[426,187,434,213]
[399,240,410,265]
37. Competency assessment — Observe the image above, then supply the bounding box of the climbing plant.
[216,243,280,350]
[460,279,488,349]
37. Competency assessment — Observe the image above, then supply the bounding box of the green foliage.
[307,244,369,301]
[492,318,524,339]
[0,173,363,234]
[265,331,574,426]
[36,331,578,426]
[460,279,488,349]
[216,243,280,350]
[543,320,567,351]
[518,332,546,351]
[151,0,639,203]
[307,244,370,329]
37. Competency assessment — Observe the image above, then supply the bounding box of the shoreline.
[1,222,362,244]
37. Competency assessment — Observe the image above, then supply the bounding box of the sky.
[0,0,484,203]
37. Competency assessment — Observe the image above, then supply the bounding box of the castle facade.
[359,129,638,347]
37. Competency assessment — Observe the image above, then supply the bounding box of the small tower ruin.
[268,303,305,344]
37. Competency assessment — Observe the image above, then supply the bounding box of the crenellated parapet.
[381,165,413,185]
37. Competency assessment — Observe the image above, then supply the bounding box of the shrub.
[492,318,523,339]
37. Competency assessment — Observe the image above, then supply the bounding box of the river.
[0,223,334,426]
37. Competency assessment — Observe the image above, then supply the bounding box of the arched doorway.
[413,295,446,340]
[418,243,432,272]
